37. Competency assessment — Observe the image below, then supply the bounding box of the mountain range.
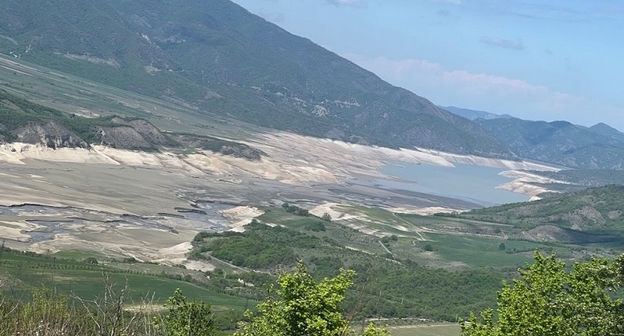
[472,118,624,169]
[440,106,513,121]
[2,0,624,169]
[437,106,624,169]
[0,0,515,159]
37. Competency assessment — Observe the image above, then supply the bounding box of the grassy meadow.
[0,248,253,312]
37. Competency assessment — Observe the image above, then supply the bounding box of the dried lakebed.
[0,132,562,269]
[0,202,231,244]
[0,201,246,270]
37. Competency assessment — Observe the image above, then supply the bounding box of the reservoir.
[378,162,529,206]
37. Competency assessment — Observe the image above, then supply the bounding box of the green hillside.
[0,247,254,310]
[0,89,160,149]
[452,185,624,243]
[0,0,515,158]
[531,169,624,187]
[190,217,505,322]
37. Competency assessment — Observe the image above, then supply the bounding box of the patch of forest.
[190,221,505,321]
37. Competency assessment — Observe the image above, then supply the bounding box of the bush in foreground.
[461,251,624,336]
[0,283,215,336]
[235,261,389,336]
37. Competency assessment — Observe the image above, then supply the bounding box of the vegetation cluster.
[190,220,504,321]
[462,252,624,335]
[0,90,117,144]
[448,185,624,242]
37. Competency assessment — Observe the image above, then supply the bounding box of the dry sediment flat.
[0,131,560,268]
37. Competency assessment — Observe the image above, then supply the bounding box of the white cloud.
[341,53,599,123]
[326,0,366,8]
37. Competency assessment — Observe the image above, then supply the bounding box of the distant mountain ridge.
[588,123,624,143]
[0,0,516,159]
[441,105,624,169]
[473,117,624,169]
[441,106,513,121]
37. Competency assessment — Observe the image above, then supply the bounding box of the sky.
[230,0,624,130]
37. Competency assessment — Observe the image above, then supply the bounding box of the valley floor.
[0,130,561,271]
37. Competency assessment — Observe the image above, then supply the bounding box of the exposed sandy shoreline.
[0,133,560,192]
[220,206,265,232]
[497,170,570,198]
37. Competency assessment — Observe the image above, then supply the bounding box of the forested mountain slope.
[475,118,624,169]
[0,0,515,158]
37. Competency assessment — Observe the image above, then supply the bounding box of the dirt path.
[392,212,427,241]
[378,240,394,258]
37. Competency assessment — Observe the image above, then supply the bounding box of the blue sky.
[230,0,624,130]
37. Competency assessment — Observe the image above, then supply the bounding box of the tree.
[154,288,215,336]
[460,251,624,336]
[295,208,310,216]
[322,213,333,222]
[498,242,506,251]
[235,261,390,336]
[305,221,327,232]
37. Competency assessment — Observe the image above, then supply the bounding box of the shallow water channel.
[0,202,234,243]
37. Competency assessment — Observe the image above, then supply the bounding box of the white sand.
[496,170,570,197]
[309,203,360,221]
[184,260,215,272]
[0,220,36,242]
[415,147,560,172]
[220,206,264,232]
[0,131,561,195]
[0,143,119,164]
[389,206,459,215]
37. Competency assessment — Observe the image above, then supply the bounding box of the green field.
[388,324,460,336]
[413,233,565,268]
[0,249,254,312]
[258,207,388,256]
[255,205,602,271]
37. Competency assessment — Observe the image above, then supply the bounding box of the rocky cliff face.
[15,121,88,149]
[171,133,265,161]
[8,119,265,160]
[96,126,154,150]
[7,119,166,151]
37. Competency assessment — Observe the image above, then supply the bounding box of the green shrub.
[304,221,326,232]
[154,288,215,336]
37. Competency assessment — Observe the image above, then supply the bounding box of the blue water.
[378,162,529,206]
